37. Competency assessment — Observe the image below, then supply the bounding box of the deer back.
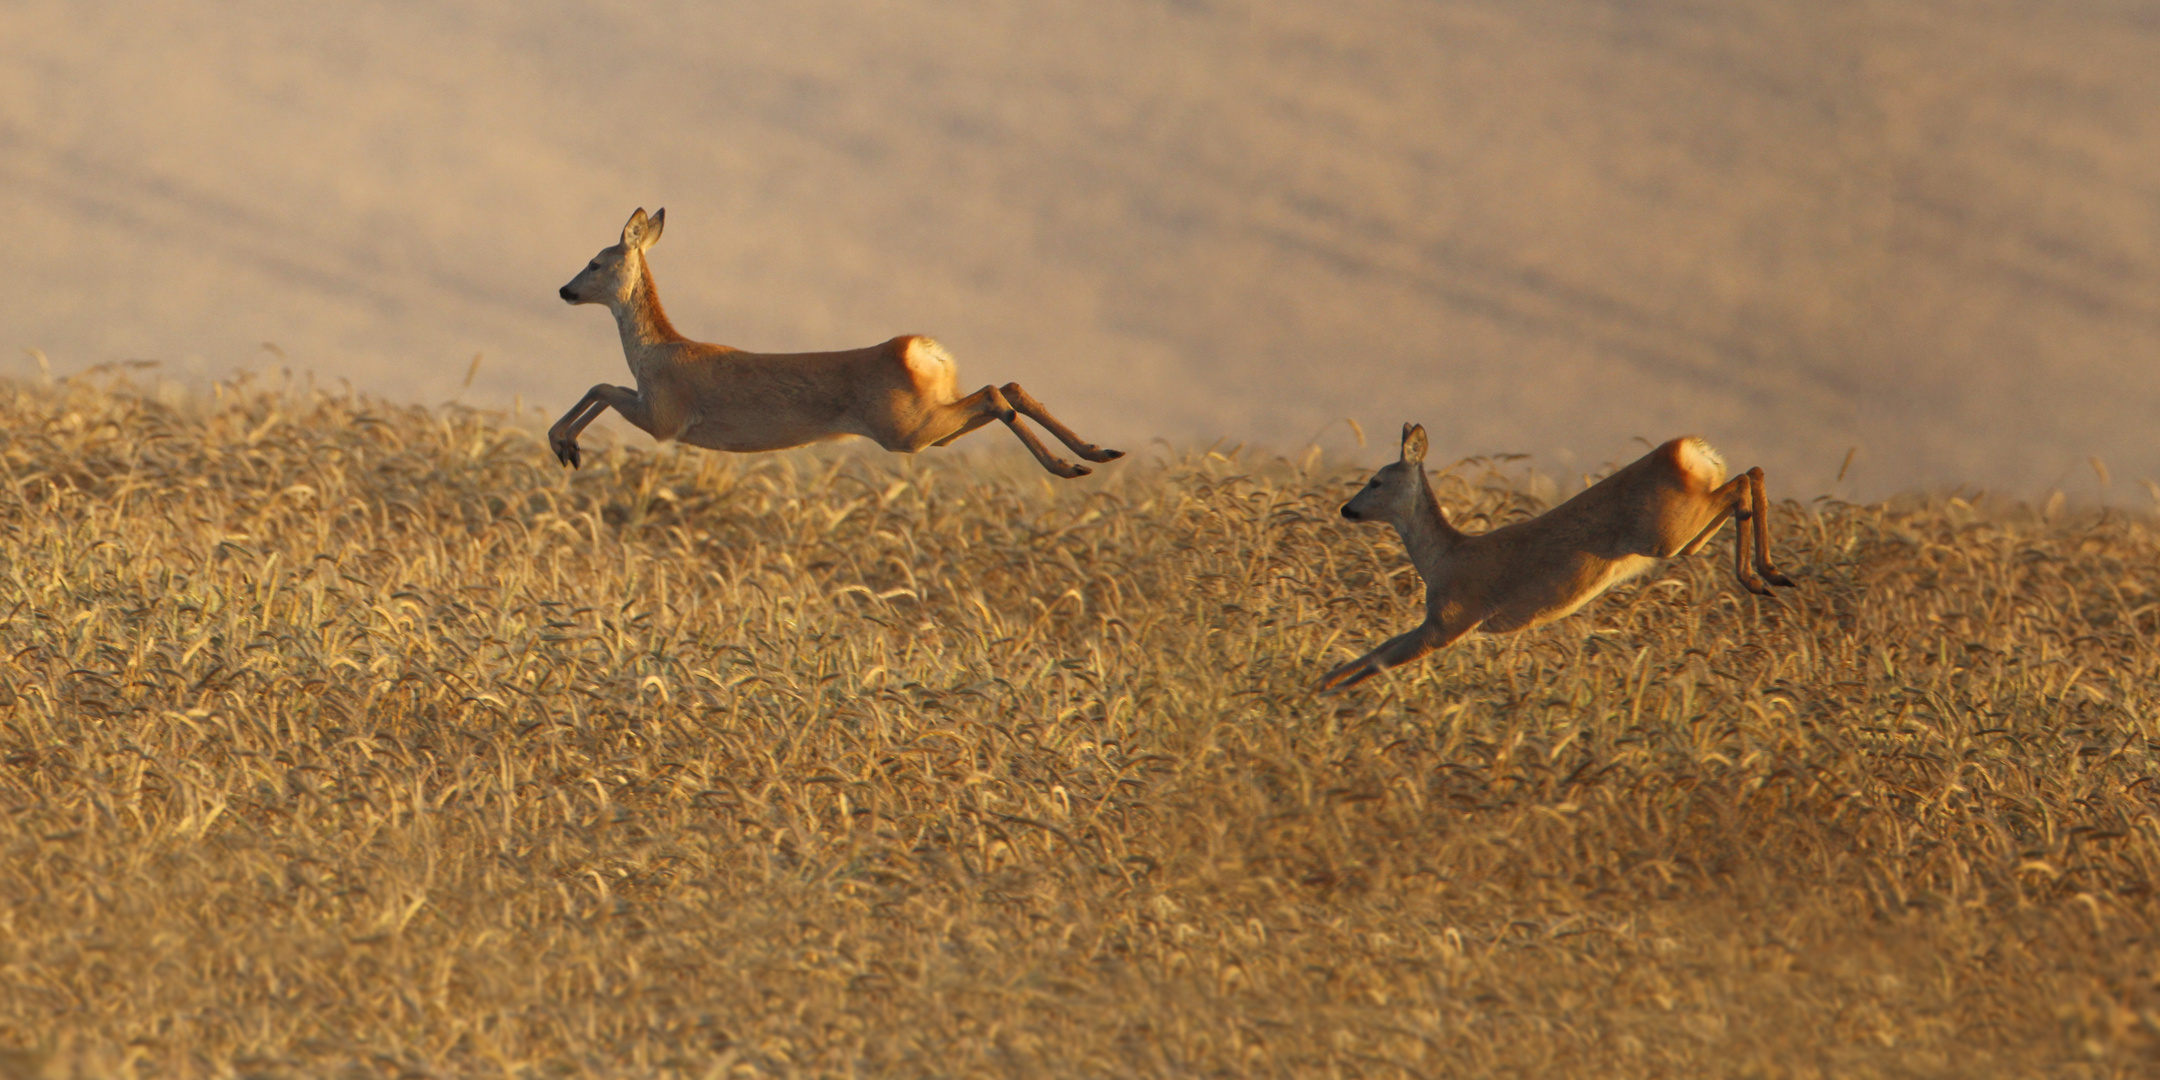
[1522,437,1729,559]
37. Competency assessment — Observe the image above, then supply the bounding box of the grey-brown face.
[562,208,665,305]
[559,244,631,305]
[1341,460,1415,522]
[1343,421,1432,522]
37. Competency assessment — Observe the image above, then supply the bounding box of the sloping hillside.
[2,0,2157,497]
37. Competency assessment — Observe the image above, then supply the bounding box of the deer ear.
[639,207,665,251]
[621,208,653,250]
[1401,423,1428,464]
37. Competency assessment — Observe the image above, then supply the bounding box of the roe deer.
[1317,424,1797,694]
[550,208,1124,477]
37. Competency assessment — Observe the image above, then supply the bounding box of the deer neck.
[609,260,688,358]
[1392,471,1465,579]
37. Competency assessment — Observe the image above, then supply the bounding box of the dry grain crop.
[1,370,2157,1078]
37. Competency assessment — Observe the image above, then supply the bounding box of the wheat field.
[0,370,2155,1078]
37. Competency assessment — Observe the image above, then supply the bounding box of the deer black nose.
[1340,505,1360,520]
[558,285,576,302]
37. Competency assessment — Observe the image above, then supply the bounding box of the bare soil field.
[1,373,2157,1077]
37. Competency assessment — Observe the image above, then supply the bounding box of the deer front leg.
[548,384,650,469]
[1316,619,1471,695]
[1746,467,1797,588]
[998,383,1124,463]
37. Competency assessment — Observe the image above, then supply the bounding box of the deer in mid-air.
[1317,424,1797,694]
[550,208,1123,478]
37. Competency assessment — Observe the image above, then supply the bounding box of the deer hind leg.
[548,383,651,469]
[926,386,1003,448]
[996,383,1123,463]
[1669,474,1776,595]
[1675,475,1747,557]
[1316,618,1475,696]
[929,385,1093,479]
[1746,467,1798,588]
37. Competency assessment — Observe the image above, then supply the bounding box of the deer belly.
[1562,555,1659,619]
[678,411,835,453]
[1490,553,1658,632]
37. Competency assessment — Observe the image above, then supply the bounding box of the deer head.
[559,207,666,306]
[1341,422,1429,524]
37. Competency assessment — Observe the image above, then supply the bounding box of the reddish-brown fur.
[635,262,690,344]
[548,209,1122,478]
[1318,427,1797,694]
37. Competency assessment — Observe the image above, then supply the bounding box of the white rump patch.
[905,336,955,378]
[1676,437,1728,486]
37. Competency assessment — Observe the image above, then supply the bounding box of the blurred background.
[2,0,2155,499]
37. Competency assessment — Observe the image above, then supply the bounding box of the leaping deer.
[1317,424,1797,694]
[550,208,1124,478]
